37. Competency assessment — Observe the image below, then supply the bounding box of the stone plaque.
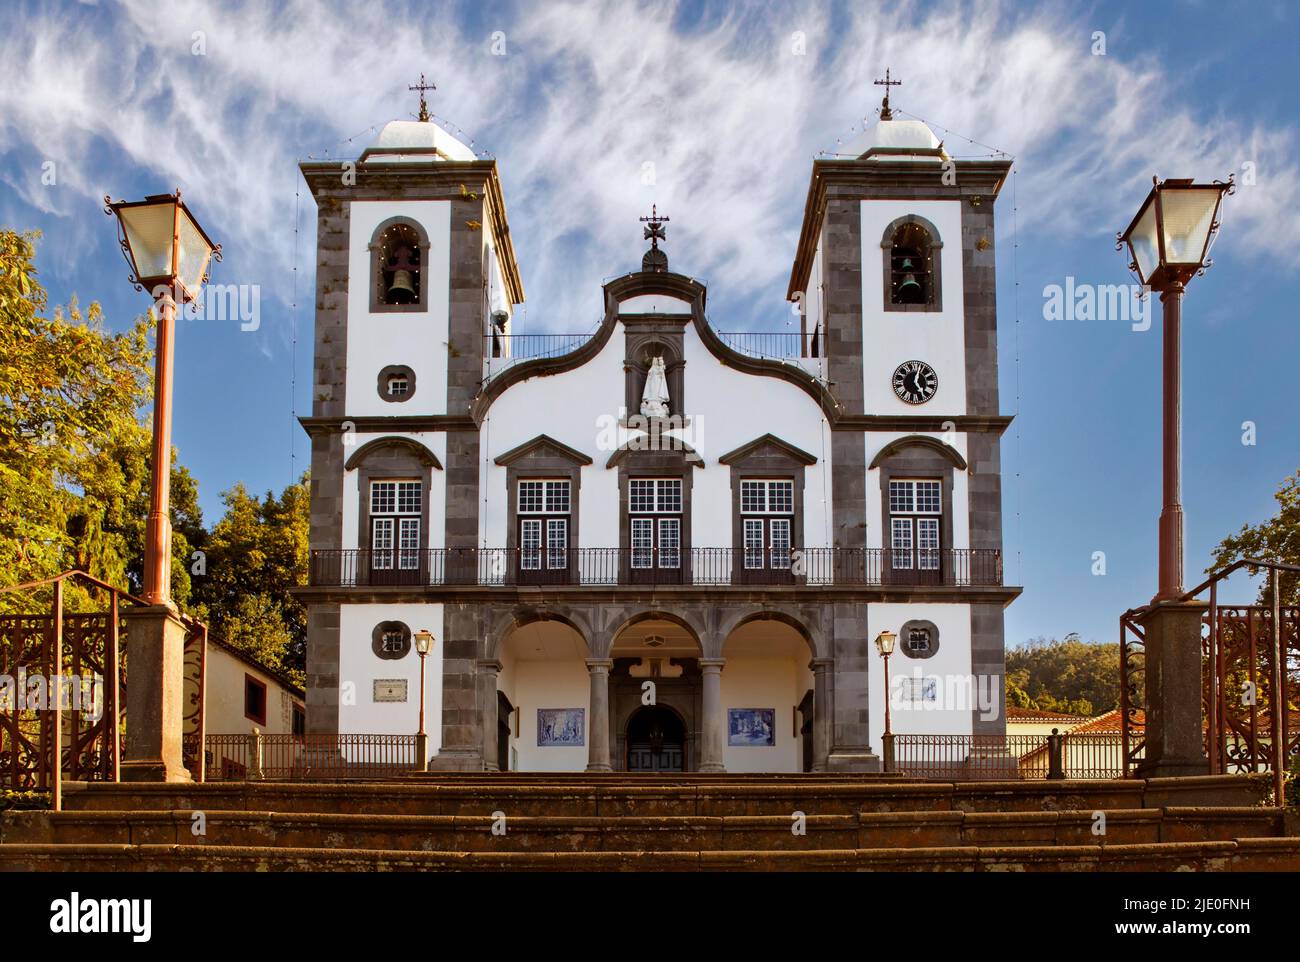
[373,679,408,703]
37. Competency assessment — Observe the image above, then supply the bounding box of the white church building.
[294,92,1020,773]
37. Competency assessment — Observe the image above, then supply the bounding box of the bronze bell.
[897,257,923,303]
[387,269,417,302]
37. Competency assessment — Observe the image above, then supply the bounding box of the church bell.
[387,269,417,302]
[897,257,923,303]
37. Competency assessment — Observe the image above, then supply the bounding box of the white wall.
[338,603,444,765]
[508,660,590,772]
[860,199,967,416]
[345,200,452,417]
[866,602,975,746]
[203,646,302,736]
[719,657,807,773]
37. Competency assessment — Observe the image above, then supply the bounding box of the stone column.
[120,605,191,782]
[478,660,503,772]
[699,658,726,773]
[1135,600,1209,778]
[810,657,834,773]
[585,659,613,772]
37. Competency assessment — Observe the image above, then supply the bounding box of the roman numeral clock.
[892,359,938,404]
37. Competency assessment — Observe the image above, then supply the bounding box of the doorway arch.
[625,704,687,772]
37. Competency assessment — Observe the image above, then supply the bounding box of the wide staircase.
[2,772,1297,871]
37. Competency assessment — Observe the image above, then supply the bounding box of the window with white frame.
[371,480,422,570]
[740,479,794,569]
[888,479,941,570]
[518,479,570,570]
[629,478,682,568]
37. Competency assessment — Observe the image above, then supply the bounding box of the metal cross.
[409,73,436,122]
[640,204,669,250]
[874,68,902,120]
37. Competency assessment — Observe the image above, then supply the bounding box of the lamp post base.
[1133,599,1209,780]
[120,604,192,783]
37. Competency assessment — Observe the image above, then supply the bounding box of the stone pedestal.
[478,660,502,772]
[810,658,833,773]
[120,604,191,783]
[1135,600,1209,779]
[698,659,726,772]
[586,659,613,772]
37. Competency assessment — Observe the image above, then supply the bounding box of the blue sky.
[3,0,1298,647]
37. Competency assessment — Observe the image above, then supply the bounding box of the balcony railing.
[307,547,1002,588]
[482,330,822,368]
[716,331,819,359]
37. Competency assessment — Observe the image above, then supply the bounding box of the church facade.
[295,105,1020,773]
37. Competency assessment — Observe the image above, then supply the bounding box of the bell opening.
[889,223,933,306]
[378,224,422,306]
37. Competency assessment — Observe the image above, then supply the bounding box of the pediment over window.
[345,436,442,471]
[869,435,967,471]
[494,434,594,467]
[605,437,704,469]
[718,433,817,467]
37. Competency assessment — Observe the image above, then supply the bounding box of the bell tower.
[297,91,523,739]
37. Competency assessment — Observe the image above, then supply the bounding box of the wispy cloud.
[2,0,1296,342]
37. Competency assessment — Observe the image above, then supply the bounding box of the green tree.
[191,476,309,685]
[1004,635,1120,717]
[1210,469,1300,606]
[0,229,199,611]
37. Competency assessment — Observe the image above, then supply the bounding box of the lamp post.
[1117,176,1232,604]
[105,191,218,782]
[105,191,220,607]
[414,629,435,770]
[1118,176,1231,778]
[874,630,897,771]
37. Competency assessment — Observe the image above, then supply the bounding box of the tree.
[1210,469,1300,606]
[1004,635,1121,717]
[191,476,309,686]
[0,229,199,612]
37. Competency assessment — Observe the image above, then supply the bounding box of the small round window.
[377,365,416,403]
[372,621,412,660]
[899,619,939,660]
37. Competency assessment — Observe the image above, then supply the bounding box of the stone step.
[2,806,1282,852]
[3,837,1298,871]
[57,774,1269,818]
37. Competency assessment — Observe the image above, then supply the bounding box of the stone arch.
[880,213,944,312]
[345,435,442,471]
[719,609,821,660]
[488,606,592,661]
[368,215,431,313]
[609,609,705,658]
[869,434,966,471]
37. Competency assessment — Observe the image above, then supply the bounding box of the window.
[374,221,422,307]
[888,479,941,571]
[629,478,682,568]
[518,479,570,570]
[740,479,794,569]
[292,704,306,737]
[888,222,934,306]
[244,675,267,726]
[371,480,422,571]
[386,374,409,398]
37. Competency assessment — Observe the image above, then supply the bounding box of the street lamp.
[1117,176,1232,603]
[874,630,897,771]
[105,191,220,607]
[414,629,435,770]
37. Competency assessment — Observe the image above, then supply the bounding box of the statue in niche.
[640,355,670,418]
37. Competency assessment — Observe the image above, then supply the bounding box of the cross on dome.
[873,68,902,121]
[408,73,436,123]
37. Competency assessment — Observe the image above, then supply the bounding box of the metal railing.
[308,547,1003,589]
[716,331,815,359]
[484,333,593,362]
[192,732,420,781]
[887,732,1126,780]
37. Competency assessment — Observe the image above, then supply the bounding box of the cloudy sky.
[3,0,1298,646]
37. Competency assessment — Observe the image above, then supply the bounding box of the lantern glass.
[1127,196,1160,286]
[875,631,897,657]
[118,200,177,281]
[1159,186,1222,267]
[414,630,434,655]
[175,203,215,296]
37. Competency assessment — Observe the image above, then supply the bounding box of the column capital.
[698,658,726,672]
[584,658,614,671]
[477,659,503,673]
[809,657,834,672]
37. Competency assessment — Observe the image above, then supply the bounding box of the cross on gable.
[873,68,902,120]
[639,204,669,250]
[408,73,436,122]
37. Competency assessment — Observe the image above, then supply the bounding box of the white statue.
[640,355,670,418]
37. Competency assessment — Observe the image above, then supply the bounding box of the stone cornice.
[786,157,1013,300]
[834,414,1014,434]
[298,415,476,437]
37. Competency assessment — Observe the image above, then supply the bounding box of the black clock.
[892,360,938,404]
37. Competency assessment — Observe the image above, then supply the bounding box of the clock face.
[892,360,938,404]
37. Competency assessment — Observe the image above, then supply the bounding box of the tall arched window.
[369,217,430,313]
[881,216,943,312]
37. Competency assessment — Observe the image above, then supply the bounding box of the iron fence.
[889,732,1126,780]
[196,733,420,781]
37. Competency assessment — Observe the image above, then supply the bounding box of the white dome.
[836,118,945,161]
[361,120,478,163]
